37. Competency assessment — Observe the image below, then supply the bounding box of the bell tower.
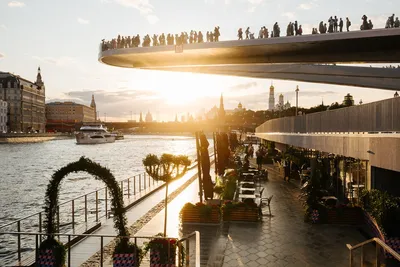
[35,66,44,88]
[90,94,97,121]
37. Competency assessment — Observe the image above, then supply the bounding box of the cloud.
[0,53,5,59]
[8,1,25,7]
[298,3,312,9]
[32,56,77,67]
[282,12,295,20]
[146,14,159,24]
[229,82,258,92]
[77,18,90,24]
[0,24,7,30]
[114,0,154,14]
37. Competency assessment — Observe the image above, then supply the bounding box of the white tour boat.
[75,125,116,144]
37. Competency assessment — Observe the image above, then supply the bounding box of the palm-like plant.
[143,153,191,236]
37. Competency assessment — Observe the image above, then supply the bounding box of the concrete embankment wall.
[0,134,73,144]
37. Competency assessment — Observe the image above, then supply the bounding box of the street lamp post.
[295,85,299,116]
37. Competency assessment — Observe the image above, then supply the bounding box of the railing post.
[39,212,42,242]
[96,190,99,222]
[139,174,141,192]
[147,173,150,188]
[35,234,39,264]
[127,178,130,198]
[144,172,146,189]
[68,235,71,267]
[361,244,365,267]
[70,200,74,230]
[375,243,380,267]
[105,187,108,219]
[84,195,88,223]
[185,239,190,267]
[349,249,353,267]
[17,221,21,263]
[134,176,136,195]
[57,206,60,240]
[100,236,104,267]
[120,181,123,195]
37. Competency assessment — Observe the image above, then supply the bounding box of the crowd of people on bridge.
[100,13,399,51]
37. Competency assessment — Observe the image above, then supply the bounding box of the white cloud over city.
[0,53,5,59]
[8,1,25,7]
[77,18,90,24]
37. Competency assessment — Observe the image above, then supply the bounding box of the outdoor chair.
[260,195,273,216]
[255,187,264,198]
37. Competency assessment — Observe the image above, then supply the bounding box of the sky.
[0,0,398,122]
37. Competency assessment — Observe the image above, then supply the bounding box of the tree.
[143,154,191,236]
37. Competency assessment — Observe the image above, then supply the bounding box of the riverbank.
[0,133,74,144]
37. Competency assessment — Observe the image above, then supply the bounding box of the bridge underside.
[99,28,400,68]
[152,64,400,91]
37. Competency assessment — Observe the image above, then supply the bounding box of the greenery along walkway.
[221,164,370,267]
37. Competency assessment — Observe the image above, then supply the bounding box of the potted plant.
[144,233,183,267]
[37,238,66,267]
[113,238,143,267]
[180,202,220,223]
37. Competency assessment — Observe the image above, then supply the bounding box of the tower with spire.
[218,93,226,123]
[35,66,44,89]
[268,82,275,111]
[90,94,97,122]
[139,112,143,123]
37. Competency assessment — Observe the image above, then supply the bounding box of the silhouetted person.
[334,16,338,32]
[198,31,204,43]
[238,28,243,40]
[214,26,220,42]
[395,17,400,28]
[298,25,303,35]
[294,21,298,35]
[390,14,395,27]
[245,27,250,39]
[346,17,351,31]
[338,18,343,32]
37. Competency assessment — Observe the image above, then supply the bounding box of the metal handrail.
[0,231,201,267]
[346,237,400,262]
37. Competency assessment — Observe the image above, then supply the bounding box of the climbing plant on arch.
[38,157,141,267]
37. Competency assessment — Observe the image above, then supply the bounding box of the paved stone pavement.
[221,165,372,267]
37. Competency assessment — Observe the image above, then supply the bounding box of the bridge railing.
[256,97,400,134]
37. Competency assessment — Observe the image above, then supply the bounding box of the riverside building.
[0,67,46,133]
[45,96,97,132]
[0,100,7,133]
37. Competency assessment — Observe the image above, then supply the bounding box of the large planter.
[148,238,177,267]
[113,253,139,267]
[37,249,57,267]
[181,207,220,223]
[223,206,259,222]
[326,207,363,225]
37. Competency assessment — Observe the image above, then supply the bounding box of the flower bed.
[326,206,363,225]
[180,202,220,224]
[222,201,259,222]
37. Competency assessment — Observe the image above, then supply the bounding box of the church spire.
[219,93,225,123]
[90,95,97,121]
[35,66,44,88]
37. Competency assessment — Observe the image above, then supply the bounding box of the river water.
[0,135,205,226]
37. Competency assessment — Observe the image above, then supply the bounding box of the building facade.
[268,83,275,111]
[0,100,7,133]
[46,99,96,132]
[0,68,46,133]
[145,111,153,122]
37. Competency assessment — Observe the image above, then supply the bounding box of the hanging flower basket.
[180,202,220,223]
[145,237,178,267]
[222,201,259,222]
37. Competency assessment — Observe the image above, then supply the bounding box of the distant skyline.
[0,0,398,121]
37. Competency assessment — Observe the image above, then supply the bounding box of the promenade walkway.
[221,164,371,267]
[69,166,203,266]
